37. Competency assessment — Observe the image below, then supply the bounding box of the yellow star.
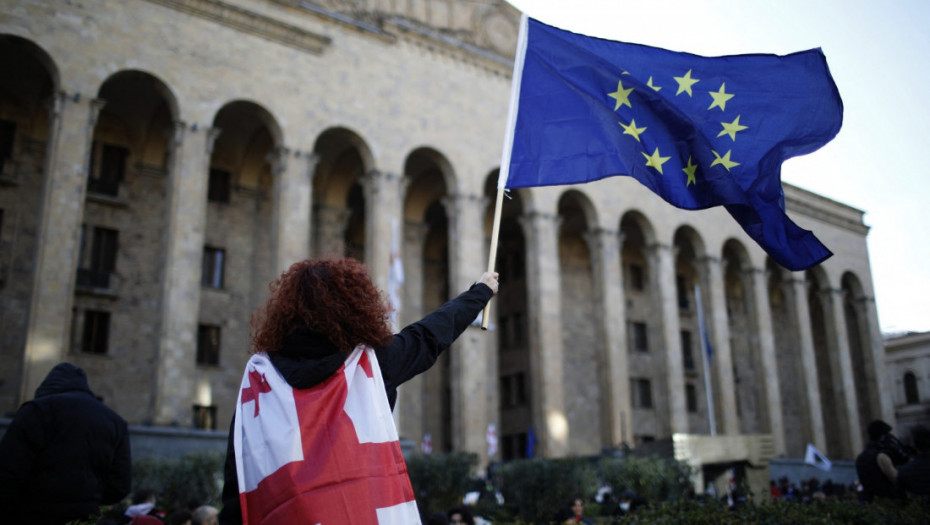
[717,114,749,141]
[708,83,734,111]
[647,76,662,92]
[683,156,698,186]
[711,149,740,171]
[619,118,647,142]
[674,69,700,97]
[642,147,671,174]
[607,80,634,110]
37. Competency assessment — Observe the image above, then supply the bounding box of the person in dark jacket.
[218,257,498,524]
[898,425,930,497]
[0,362,132,524]
[855,419,906,501]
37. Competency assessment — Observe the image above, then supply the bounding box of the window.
[502,432,529,461]
[208,168,232,203]
[82,310,111,354]
[631,322,649,352]
[681,330,695,371]
[686,383,698,412]
[77,226,118,288]
[676,275,690,309]
[631,378,653,408]
[904,372,920,404]
[500,372,527,408]
[628,264,645,291]
[197,324,221,366]
[202,247,225,288]
[87,142,128,196]
[0,119,14,174]
[193,404,217,430]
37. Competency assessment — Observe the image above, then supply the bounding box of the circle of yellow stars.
[607,68,750,186]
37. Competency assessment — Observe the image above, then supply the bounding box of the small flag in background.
[421,433,432,455]
[525,428,537,458]
[804,443,832,471]
[487,423,498,457]
[387,219,405,331]
[501,16,843,271]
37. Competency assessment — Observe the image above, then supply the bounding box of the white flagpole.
[694,284,717,436]
[481,13,529,330]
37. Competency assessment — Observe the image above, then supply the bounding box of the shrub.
[406,451,479,515]
[497,457,599,524]
[598,455,694,505]
[131,451,225,511]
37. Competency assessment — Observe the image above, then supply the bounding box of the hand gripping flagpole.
[481,13,528,330]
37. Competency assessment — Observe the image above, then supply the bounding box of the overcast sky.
[506,0,930,335]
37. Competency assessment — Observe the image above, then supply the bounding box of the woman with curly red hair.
[219,257,498,525]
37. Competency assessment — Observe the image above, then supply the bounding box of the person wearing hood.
[0,362,131,524]
[218,257,498,524]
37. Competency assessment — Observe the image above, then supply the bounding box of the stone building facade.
[885,331,930,443]
[0,0,892,466]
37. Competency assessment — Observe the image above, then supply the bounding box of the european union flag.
[502,17,843,271]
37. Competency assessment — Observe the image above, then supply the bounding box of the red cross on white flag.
[234,348,420,524]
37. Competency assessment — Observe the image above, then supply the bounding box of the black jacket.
[219,282,493,524]
[856,440,905,501]
[0,362,132,524]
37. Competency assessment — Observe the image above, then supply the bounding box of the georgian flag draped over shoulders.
[502,16,844,271]
[234,347,420,525]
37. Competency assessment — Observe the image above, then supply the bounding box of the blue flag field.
[501,16,844,271]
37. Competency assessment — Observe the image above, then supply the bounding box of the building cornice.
[783,183,870,235]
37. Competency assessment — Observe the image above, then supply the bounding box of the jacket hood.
[269,326,348,390]
[35,362,93,398]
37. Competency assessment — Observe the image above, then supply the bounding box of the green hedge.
[131,451,225,511]
[406,451,479,514]
[497,457,599,524]
[598,454,694,504]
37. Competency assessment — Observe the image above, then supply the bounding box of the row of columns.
[21,92,886,459]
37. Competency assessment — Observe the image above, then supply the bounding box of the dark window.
[202,247,225,288]
[502,432,529,461]
[77,226,118,288]
[81,310,111,354]
[681,330,695,371]
[0,119,15,173]
[632,322,649,352]
[632,378,653,408]
[628,264,645,291]
[686,383,698,412]
[88,142,128,196]
[677,275,690,309]
[904,372,920,404]
[208,168,232,203]
[512,312,525,346]
[500,373,528,408]
[193,404,217,430]
[197,324,221,366]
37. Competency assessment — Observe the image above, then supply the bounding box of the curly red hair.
[250,258,394,354]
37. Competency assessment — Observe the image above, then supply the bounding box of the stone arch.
[807,266,847,458]
[557,190,602,454]
[484,171,532,460]
[673,226,710,433]
[723,239,765,434]
[0,34,61,410]
[841,271,879,427]
[767,257,809,457]
[311,127,372,259]
[619,210,665,442]
[903,371,919,404]
[398,146,454,452]
[211,100,281,191]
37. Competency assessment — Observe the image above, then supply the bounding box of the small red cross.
[241,369,272,417]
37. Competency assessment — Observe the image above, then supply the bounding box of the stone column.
[859,294,894,422]
[699,256,739,434]
[446,192,493,463]
[828,287,863,456]
[270,148,317,275]
[151,123,218,425]
[395,221,429,441]
[587,228,632,447]
[521,211,568,457]
[20,92,105,402]
[649,243,687,435]
[791,276,826,449]
[749,267,785,454]
[362,169,403,291]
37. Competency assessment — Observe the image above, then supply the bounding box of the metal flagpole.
[694,284,717,436]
